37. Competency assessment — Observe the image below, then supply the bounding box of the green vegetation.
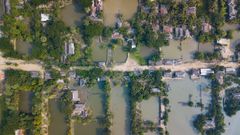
[101,80,113,135]
[194,51,221,61]
[224,87,240,117]
[58,91,73,134]
[193,74,225,135]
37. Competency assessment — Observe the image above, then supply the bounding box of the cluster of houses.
[163,25,192,40]
[71,90,88,118]
[163,67,237,82]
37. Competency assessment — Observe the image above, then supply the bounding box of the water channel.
[49,99,68,135]
[110,83,130,135]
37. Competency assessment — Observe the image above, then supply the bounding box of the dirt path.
[110,57,239,72]
[0,54,44,77]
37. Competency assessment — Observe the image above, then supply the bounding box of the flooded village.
[0,0,240,135]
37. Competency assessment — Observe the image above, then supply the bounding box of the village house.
[0,71,5,81]
[78,78,87,87]
[127,38,136,49]
[41,13,50,22]
[162,59,175,65]
[72,103,88,118]
[151,88,161,93]
[68,71,76,79]
[163,25,173,39]
[98,62,106,68]
[65,41,75,56]
[173,71,186,79]
[200,68,214,76]
[185,29,191,38]
[4,0,11,14]
[225,67,237,75]
[203,119,215,130]
[217,38,231,46]
[228,0,237,20]
[186,7,196,16]
[15,129,24,135]
[116,18,123,28]
[40,13,50,26]
[216,72,224,85]
[190,69,200,80]
[71,90,80,102]
[30,71,39,78]
[202,22,212,33]
[90,0,103,18]
[159,5,168,15]
[44,71,52,80]
[233,92,240,100]
[111,31,123,40]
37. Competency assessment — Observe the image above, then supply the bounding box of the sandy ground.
[0,54,44,78]
[110,57,239,72]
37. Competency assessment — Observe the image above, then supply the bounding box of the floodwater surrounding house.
[103,0,138,26]
[74,85,105,135]
[166,77,211,135]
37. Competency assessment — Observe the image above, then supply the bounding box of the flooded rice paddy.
[110,83,130,135]
[166,77,211,135]
[19,91,33,113]
[49,99,67,135]
[74,85,105,135]
[161,39,198,61]
[140,97,159,124]
[16,40,32,55]
[60,3,84,27]
[103,0,138,26]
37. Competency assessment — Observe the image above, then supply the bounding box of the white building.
[65,41,75,56]
[41,13,50,22]
[217,38,230,46]
[200,68,214,76]
[71,90,80,102]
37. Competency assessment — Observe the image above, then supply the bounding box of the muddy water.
[19,91,33,113]
[110,84,130,135]
[103,0,138,26]
[74,85,105,135]
[91,38,107,62]
[49,99,67,135]
[60,3,84,27]
[166,77,210,135]
[140,97,159,123]
[16,40,32,55]
[113,46,128,63]
[139,46,157,59]
[223,111,240,135]
[162,39,198,61]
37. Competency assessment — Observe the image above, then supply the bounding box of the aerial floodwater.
[103,0,138,26]
[167,77,210,135]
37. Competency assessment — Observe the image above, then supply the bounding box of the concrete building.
[71,90,80,102]
[200,68,214,76]
[225,67,237,75]
[65,41,75,56]
[202,22,212,33]
[41,13,50,22]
